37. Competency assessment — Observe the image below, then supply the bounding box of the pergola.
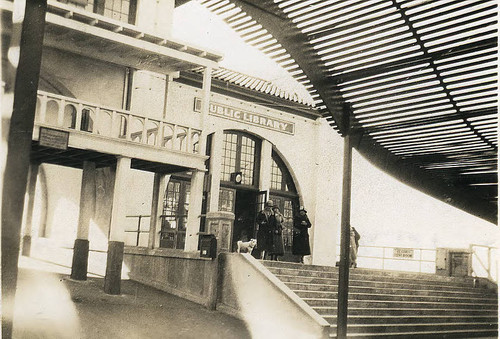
[198,0,498,225]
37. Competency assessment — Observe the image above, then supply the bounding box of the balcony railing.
[35,90,202,154]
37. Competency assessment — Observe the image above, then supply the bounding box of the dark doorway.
[231,190,258,251]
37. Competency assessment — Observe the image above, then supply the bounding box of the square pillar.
[104,157,131,295]
[208,130,223,212]
[71,161,96,281]
[22,162,40,256]
[184,169,205,252]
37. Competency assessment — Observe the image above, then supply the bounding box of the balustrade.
[35,90,202,154]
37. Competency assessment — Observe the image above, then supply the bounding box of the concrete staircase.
[262,261,498,338]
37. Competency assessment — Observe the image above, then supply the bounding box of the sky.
[170,1,499,253]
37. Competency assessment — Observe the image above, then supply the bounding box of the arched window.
[270,152,296,193]
[220,131,260,186]
[269,151,299,257]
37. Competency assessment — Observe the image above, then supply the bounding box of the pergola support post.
[337,107,353,339]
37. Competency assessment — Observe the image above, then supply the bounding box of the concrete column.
[71,161,96,281]
[208,130,223,212]
[104,157,131,294]
[22,162,40,256]
[198,66,212,156]
[184,169,205,252]
[259,139,273,194]
[1,1,47,337]
[149,173,168,249]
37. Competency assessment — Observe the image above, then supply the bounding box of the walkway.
[12,256,251,339]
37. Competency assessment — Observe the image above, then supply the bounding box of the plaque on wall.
[39,127,69,150]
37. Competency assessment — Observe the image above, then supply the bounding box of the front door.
[231,189,260,251]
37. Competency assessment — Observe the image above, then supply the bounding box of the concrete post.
[259,139,273,194]
[104,156,131,294]
[71,161,96,281]
[208,130,223,212]
[184,169,205,252]
[1,1,47,337]
[198,66,212,156]
[149,173,168,249]
[22,162,40,256]
[337,110,353,339]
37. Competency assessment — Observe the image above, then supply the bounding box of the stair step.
[294,290,497,304]
[321,314,498,325]
[262,261,498,338]
[262,261,477,284]
[267,267,474,287]
[276,274,488,292]
[330,328,500,338]
[303,298,498,309]
[284,281,494,297]
[344,322,498,334]
[313,306,498,317]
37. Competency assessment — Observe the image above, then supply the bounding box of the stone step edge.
[302,298,498,307]
[283,282,494,296]
[320,314,498,320]
[268,268,475,284]
[294,290,497,302]
[334,321,499,328]
[328,328,499,338]
[262,262,473,278]
[312,306,499,313]
[273,273,476,288]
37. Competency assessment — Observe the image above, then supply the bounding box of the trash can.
[200,234,217,259]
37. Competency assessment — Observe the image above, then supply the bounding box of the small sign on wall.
[39,127,69,150]
[393,247,414,259]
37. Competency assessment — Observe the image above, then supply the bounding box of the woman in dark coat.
[269,206,285,260]
[256,200,276,259]
[292,207,311,263]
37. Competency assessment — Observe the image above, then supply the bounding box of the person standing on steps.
[256,200,275,260]
[292,207,311,263]
[269,205,285,261]
[350,226,361,268]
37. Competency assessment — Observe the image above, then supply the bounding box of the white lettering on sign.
[393,248,414,259]
[199,99,294,135]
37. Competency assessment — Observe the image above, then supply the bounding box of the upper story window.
[221,132,260,187]
[94,0,137,24]
[58,0,137,24]
[270,151,295,193]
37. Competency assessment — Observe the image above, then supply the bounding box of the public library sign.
[195,98,295,135]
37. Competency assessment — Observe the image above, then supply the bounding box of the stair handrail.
[469,243,498,283]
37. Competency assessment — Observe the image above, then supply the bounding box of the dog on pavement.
[237,239,257,254]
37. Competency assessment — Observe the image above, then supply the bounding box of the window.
[94,0,137,24]
[221,132,260,186]
[160,179,190,249]
[219,188,235,212]
[270,152,295,192]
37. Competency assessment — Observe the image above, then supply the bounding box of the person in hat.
[292,207,311,263]
[269,205,285,261]
[255,200,276,260]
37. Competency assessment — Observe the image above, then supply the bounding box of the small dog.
[237,239,257,253]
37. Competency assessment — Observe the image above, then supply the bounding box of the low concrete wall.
[217,253,330,339]
[124,247,218,309]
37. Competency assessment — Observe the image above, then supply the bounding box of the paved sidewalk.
[12,256,251,339]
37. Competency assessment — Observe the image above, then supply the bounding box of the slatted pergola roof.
[197,0,498,224]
